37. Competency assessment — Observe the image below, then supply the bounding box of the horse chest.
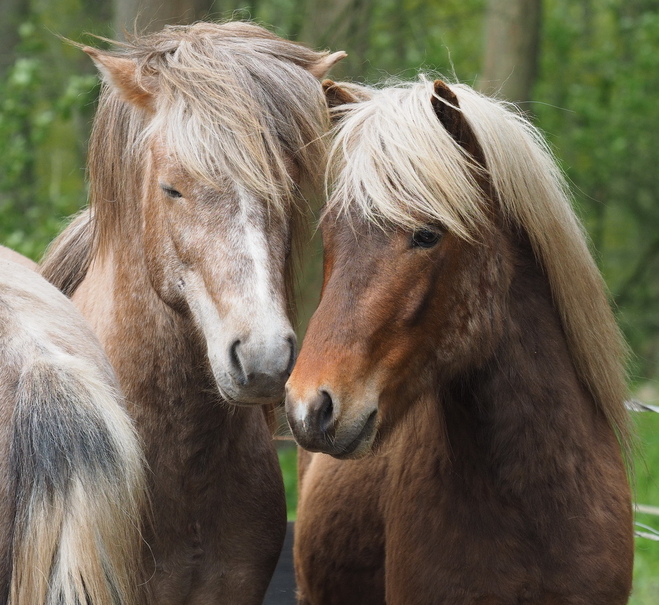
[381,427,631,604]
[141,405,285,604]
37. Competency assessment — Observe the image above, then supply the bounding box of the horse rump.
[6,354,144,605]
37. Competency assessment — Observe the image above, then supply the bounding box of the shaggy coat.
[41,22,344,605]
[286,80,633,605]
[0,247,144,605]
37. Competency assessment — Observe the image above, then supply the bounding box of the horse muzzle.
[212,331,297,404]
[285,386,379,458]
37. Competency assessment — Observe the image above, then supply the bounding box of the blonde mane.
[326,78,631,448]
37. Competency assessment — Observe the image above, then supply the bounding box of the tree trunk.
[0,0,29,76]
[299,0,352,52]
[298,0,371,78]
[114,0,217,39]
[479,0,542,103]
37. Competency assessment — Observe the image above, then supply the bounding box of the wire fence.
[627,400,659,541]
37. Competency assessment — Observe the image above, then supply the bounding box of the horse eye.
[411,228,441,248]
[160,184,183,199]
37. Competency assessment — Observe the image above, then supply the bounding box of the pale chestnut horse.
[0,245,144,605]
[286,80,633,604]
[40,22,344,605]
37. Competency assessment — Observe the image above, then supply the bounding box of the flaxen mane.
[326,77,630,449]
[42,21,332,312]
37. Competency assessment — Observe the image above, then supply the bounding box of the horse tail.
[8,352,145,605]
[40,209,93,297]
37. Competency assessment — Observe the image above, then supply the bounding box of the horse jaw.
[181,266,294,404]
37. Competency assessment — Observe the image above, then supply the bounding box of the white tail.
[9,356,145,605]
[0,257,146,605]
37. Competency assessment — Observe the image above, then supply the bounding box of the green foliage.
[277,443,299,519]
[631,408,659,604]
[364,0,484,81]
[0,1,106,260]
[535,0,659,380]
[251,0,485,81]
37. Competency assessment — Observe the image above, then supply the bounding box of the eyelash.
[160,184,183,199]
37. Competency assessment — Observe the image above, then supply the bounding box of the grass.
[277,442,298,520]
[277,396,659,602]
[630,409,659,604]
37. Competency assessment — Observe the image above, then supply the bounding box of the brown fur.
[41,22,344,605]
[40,212,93,296]
[286,81,633,604]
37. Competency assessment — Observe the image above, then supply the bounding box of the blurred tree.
[114,0,217,37]
[300,0,351,46]
[0,0,29,75]
[0,0,107,259]
[480,0,542,103]
[299,0,372,77]
[536,0,659,379]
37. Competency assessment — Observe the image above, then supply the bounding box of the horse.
[39,22,344,605]
[0,246,145,605]
[285,79,634,605]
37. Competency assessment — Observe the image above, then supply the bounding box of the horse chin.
[326,410,379,459]
[213,373,286,407]
[290,426,377,460]
[332,432,377,460]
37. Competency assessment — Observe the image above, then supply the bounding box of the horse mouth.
[214,375,286,407]
[332,410,378,460]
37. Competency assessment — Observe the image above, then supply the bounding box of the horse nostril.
[317,390,334,434]
[229,340,247,385]
[285,336,297,377]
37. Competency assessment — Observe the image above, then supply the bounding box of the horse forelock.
[326,77,631,452]
[124,22,328,203]
[324,80,488,240]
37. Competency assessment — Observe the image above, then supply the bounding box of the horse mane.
[326,77,631,450]
[42,21,330,312]
[40,210,93,296]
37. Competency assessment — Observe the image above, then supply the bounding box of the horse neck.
[77,230,210,414]
[438,238,620,497]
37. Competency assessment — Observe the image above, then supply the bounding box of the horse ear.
[308,51,347,79]
[431,80,464,141]
[322,80,358,109]
[84,47,155,112]
[431,80,484,164]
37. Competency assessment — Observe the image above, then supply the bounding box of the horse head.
[286,79,507,455]
[286,78,629,458]
[83,23,345,405]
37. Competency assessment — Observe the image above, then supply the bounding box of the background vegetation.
[0,0,657,601]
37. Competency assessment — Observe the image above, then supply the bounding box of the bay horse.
[286,79,634,604]
[0,246,145,605]
[40,23,344,604]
